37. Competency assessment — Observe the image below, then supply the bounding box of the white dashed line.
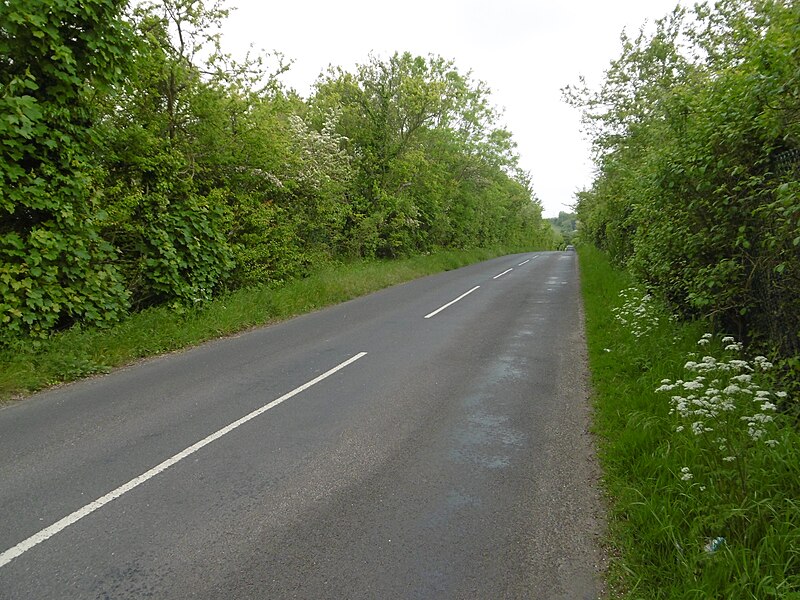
[493,268,513,279]
[424,286,481,319]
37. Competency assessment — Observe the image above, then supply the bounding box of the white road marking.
[0,351,368,569]
[517,259,530,266]
[492,268,513,279]
[424,286,481,319]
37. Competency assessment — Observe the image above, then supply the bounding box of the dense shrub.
[0,0,133,340]
[567,0,800,376]
[1,0,556,345]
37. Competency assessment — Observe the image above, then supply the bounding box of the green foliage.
[96,1,239,307]
[311,52,553,257]
[1,0,555,348]
[0,0,132,340]
[567,0,800,372]
[579,245,800,600]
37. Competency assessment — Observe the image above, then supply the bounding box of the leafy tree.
[97,0,237,308]
[311,52,549,256]
[0,0,133,340]
[568,0,800,363]
[1,0,553,345]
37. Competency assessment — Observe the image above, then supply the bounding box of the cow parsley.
[656,334,788,497]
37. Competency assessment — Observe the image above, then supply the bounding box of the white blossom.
[728,359,751,371]
[656,335,787,487]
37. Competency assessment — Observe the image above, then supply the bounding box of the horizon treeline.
[0,0,555,344]
[567,0,800,380]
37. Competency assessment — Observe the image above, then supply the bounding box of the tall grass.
[579,245,800,599]
[0,247,525,403]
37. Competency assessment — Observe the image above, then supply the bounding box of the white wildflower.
[750,413,774,424]
[728,359,751,371]
[754,356,773,370]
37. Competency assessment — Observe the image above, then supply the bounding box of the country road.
[0,251,604,599]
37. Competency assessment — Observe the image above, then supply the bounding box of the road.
[0,251,604,599]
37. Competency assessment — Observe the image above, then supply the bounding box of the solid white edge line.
[0,351,368,569]
[517,259,530,266]
[424,285,480,319]
[492,268,513,279]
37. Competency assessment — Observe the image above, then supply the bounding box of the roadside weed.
[579,245,800,599]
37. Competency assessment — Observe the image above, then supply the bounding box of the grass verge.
[578,244,800,599]
[0,247,527,403]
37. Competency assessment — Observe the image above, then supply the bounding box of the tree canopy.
[0,0,554,343]
[567,0,800,363]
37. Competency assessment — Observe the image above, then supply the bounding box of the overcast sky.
[222,0,684,217]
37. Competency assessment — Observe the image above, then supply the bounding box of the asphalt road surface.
[0,251,605,599]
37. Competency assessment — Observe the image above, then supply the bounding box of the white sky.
[222,0,684,218]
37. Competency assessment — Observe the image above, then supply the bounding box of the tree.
[0,0,132,340]
[568,0,800,360]
[97,0,238,308]
[311,52,548,256]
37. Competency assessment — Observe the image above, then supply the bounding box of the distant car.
[565,245,575,251]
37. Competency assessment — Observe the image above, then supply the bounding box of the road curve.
[0,251,604,599]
